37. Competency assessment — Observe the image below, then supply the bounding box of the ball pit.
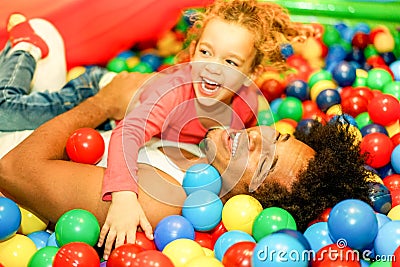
[1,1,400,266]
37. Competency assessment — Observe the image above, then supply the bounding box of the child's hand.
[97,191,153,260]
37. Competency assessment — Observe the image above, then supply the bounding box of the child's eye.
[226,59,238,67]
[200,49,211,56]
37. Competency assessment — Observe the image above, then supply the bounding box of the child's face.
[190,18,257,105]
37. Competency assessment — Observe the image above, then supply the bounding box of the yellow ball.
[356,68,369,78]
[374,32,395,53]
[310,80,337,101]
[387,205,400,220]
[162,238,205,267]
[126,56,140,69]
[185,256,224,267]
[18,206,48,235]
[222,194,263,235]
[386,121,400,137]
[274,121,295,135]
[203,247,215,257]
[257,94,270,113]
[0,234,37,267]
[366,173,384,185]
[66,66,86,82]
[326,104,343,116]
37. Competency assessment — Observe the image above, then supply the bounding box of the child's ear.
[244,65,263,86]
[189,40,197,59]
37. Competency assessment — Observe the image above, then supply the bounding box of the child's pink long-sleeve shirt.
[102,66,258,200]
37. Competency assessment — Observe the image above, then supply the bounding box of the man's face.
[203,126,315,200]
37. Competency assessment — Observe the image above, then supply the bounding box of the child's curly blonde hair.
[179,0,311,72]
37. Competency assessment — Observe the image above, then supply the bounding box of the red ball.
[393,245,400,267]
[352,32,370,50]
[107,244,144,267]
[66,128,105,164]
[368,94,400,126]
[392,133,400,147]
[222,241,256,267]
[209,221,227,247]
[135,232,156,251]
[360,132,394,168]
[311,243,361,267]
[132,250,174,267]
[341,95,369,118]
[383,174,400,192]
[260,78,285,102]
[194,231,213,250]
[302,100,324,120]
[53,242,100,267]
[351,87,375,102]
[390,189,400,208]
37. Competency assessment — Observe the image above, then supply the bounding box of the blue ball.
[285,79,310,101]
[316,89,341,112]
[360,123,389,137]
[214,230,255,261]
[332,61,357,87]
[0,197,21,241]
[46,232,59,247]
[303,222,333,253]
[280,43,294,59]
[27,230,51,250]
[275,229,311,251]
[377,163,396,179]
[182,163,221,195]
[329,114,358,128]
[375,213,391,230]
[252,233,309,267]
[296,119,322,135]
[270,98,283,114]
[182,190,223,231]
[391,145,400,174]
[328,199,378,250]
[154,215,195,251]
[140,53,162,71]
[389,60,400,81]
[368,183,392,214]
[374,220,400,256]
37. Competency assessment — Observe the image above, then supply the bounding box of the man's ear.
[189,40,197,60]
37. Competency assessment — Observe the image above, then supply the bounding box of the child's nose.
[205,62,222,74]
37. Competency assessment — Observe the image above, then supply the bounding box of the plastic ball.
[303,222,333,252]
[252,233,309,267]
[390,60,400,81]
[361,123,389,137]
[154,215,195,251]
[106,57,128,73]
[107,243,144,267]
[310,79,337,102]
[182,164,221,195]
[131,250,174,267]
[213,230,255,261]
[162,238,205,267]
[182,190,223,231]
[66,66,86,82]
[0,234,37,267]
[280,43,294,59]
[209,221,228,247]
[252,207,297,242]
[222,241,255,267]
[277,96,303,122]
[392,133,400,147]
[302,100,324,120]
[374,220,400,256]
[140,53,162,71]
[367,68,393,91]
[55,209,100,247]
[257,109,275,126]
[392,145,400,173]
[368,94,400,126]
[19,206,48,235]
[275,229,311,251]
[46,232,59,247]
[328,199,378,250]
[388,204,400,220]
[285,79,310,101]
[28,246,59,267]
[383,81,400,100]
[221,194,263,235]
[194,231,213,250]
[295,119,322,135]
[373,31,395,53]
[135,231,156,251]
[27,230,51,250]
[260,78,285,102]
[332,61,357,87]
[186,256,224,267]
[383,174,400,191]
[341,94,369,117]
[66,128,105,164]
[316,89,341,112]
[312,243,361,267]
[130,61,153,73]
[53,242,100,267]
[0,197,21,241]
[274,120,296,135]
[352,32,370,49]
[356,112,373,130]
[360,133,394,168]
[368,183,392,214]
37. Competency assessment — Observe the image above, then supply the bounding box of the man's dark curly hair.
[250,118,372,232]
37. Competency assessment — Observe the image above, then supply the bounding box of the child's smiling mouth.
[201,77,221,94]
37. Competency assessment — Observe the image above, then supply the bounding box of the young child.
[99,0,311,259]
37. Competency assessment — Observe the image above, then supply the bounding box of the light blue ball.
[27,230,51,250]
[391,145,400,173]
[182,190,223,231]
[252,232,309,267]
[214,230,255,261]
[303,222,333,253]
[374,220,400,256]
[182,163,221,195]
[46,232,59,247]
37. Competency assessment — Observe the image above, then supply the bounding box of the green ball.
[257,109,276,126]
[364,44,378,59]
[308,70,332,89]
[252,207,297,242]
[382,81,400,100]
[353,76,368,87]
[355,112,373,130]
[369,260,392,266]
[367,68,393,91]
[163,55,176,65]
[277,96,303,122]
[129,62,153,73]
[55,209,100,247]
[28,246,59,267]
[106,57,128,73]
[322,25,341,47]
